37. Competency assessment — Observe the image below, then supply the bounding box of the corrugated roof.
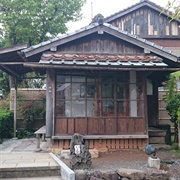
[39,53,167,67]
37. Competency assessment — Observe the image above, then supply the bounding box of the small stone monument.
[70,133,92,170]
[145,144,160,170]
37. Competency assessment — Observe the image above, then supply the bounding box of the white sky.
[67,0,168,32]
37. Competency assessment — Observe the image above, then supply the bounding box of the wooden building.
[105,0,180,56]
[20,20,180,150]
[0,0,180,150]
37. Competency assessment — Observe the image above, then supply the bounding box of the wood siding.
[52,138,148,151]
[55,117,146,136]
[110,7,180,38]
[57,33,144,54]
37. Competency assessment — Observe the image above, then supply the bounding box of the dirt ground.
[62,149,180,179]
[1,139,180,179]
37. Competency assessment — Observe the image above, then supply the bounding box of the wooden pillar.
[130,71,137,116]
[13,76,17,138]
[35,134,42,152]
[46,69,54,137]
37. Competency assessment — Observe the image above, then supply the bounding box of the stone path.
[0,138,62,179]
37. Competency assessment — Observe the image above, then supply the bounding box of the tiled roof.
[21,22,178,62]
[39,53,167,67]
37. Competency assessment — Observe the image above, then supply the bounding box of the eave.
[23,62,179,72]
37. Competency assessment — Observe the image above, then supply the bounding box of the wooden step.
[148,127,166,137]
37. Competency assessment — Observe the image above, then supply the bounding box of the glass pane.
[72,83,85,99]
[117,100,129,116]
[102,78,114,98]
[72,76,85,82]
[117,83,129,100]
[87,101,94,117]
[57,75,70,82]
[87,77,95,83]
[56,83,71,100]
[72,100,85,117]
[56,100,71,117]
[137,83,144,100]
[87,83,96,98]
[102,100,114,116]
[87,100,99,117]
[137,100,144,116]
[117,83,124,99]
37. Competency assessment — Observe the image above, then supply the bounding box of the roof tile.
[40,53,167,67]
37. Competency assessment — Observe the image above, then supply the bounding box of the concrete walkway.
[0,138,62,179]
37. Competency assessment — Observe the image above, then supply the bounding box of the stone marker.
[148,157,160,170]
[70,133,92,170]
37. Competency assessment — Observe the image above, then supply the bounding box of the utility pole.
[91,1,93,20]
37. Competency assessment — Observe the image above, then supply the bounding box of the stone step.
[0,166,60,179]
[2,176,62,180]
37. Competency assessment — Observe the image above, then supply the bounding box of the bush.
[0,109,13,140]
[171,143,180,150]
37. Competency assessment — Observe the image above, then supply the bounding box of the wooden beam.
[17,51,38,74]
[1,65,19,77]
[0,62,23,65]
[23,62,180,72]
[52,135,149,140]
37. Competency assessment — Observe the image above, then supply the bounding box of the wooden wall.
[109,7,180,37]
[52,138,148,151]
[57,33,144,54]
[55,117,146,136]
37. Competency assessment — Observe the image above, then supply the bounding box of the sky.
[67,0,169,32]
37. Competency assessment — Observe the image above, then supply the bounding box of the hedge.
[0,109,13,139]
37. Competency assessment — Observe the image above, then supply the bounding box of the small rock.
[101,170,119,180]
[146,171,170,180]
[75,170,87,180]
[117,168,146,180]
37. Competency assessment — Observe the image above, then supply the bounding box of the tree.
[0,0,86,46]
[0,71,10,96]
[165,0,180,19]
[163,71,180,145]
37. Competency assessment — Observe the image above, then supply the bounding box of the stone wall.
[75,168,170,180]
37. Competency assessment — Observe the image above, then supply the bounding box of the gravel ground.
[62,149,180,179]
[1,139,180,179]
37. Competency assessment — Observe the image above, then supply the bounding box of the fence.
[10,88,46,130]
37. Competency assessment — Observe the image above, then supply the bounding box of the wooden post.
[46,69,54,137]
[35,134,42,152]
[13,76,17,138]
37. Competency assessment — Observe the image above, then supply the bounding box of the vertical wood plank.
[64,140,70,149]
[106,139,111,149]
[129,139,133,149]
[111,139,116,149]
[89,139,94,149]
[68,118,74,134]
[120,139,124,149]
[125,139,129,149]
[59,140,64,149]
[75,118,86,134]
[55,119,67,135]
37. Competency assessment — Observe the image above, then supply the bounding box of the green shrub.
[171,143,179,150]
[0,109,13,139]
